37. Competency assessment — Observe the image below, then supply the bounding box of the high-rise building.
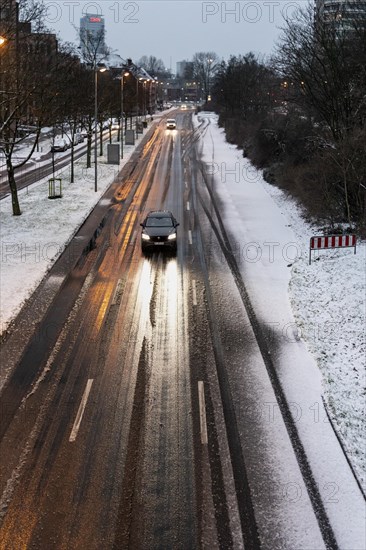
[316,0,366,32]
[176,60,193,79]
[80,13,106,59]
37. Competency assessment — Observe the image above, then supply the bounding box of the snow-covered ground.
[0,133,51,178]
[267,183,365,489]
[194,112,365,492]
[1,111,365,535]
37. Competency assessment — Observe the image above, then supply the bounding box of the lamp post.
[0,36,6,136]
[136,77,142,133]
[143,80,149,121]
[94,63,107,192]
[120,70,129,159]
[207,58,213,102]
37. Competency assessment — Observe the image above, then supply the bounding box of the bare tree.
[273,4,366,228]
[53,50,93,182]
[0,0,61,215]
[77,23,112,165]
[192,52,219,102]
[137,55,165,77]
[275,4,366,141]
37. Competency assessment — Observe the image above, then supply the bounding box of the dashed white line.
[198,381,208,445]
[69,379,94,443]
[188,230,193,245]
[186,201,190,211]
[131,229,137,243]
[192,279,197,306]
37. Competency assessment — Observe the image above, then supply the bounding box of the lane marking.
[188,230,193,245]
[69,379,94,442]
[186,201,190,211]
[198,381,208,445]
[192,279,197,306]
[131,229,137,243]
[112,278,123,305]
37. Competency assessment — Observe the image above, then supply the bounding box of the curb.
[321,395,366,500]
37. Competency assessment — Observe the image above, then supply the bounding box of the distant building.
[0,0,59,126]
[316,0,366,32]
[176,60,193,79]
[80,13,106,58]
[162,78,203,102]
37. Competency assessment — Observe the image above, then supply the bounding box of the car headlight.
[142,233,150,240]
[168,233,177,240]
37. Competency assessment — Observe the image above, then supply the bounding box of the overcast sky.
[45,1,303,71]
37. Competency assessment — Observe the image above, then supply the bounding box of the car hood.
[143,227,176,237]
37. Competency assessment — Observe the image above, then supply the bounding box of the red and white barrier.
[309,234,356,264]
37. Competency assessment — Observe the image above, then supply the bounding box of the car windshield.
[145,216,173,227]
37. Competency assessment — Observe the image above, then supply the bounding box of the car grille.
[150,236,168,242]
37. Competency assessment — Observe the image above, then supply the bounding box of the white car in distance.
[166,119,176,130]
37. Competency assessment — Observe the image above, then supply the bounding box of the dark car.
[140,210,179,254]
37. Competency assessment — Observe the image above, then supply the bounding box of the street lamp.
[0,36,6,47]
[94,63,107,192]
[207,58,213,102]
[143,79,150,121]
[119,70,129,159]
[137,77,143,133]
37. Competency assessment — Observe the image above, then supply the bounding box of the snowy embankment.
[270,183,366,489]
[194,112,365,493]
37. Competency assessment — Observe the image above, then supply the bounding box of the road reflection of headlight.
[138,259,154,307]
[166,261,178,326]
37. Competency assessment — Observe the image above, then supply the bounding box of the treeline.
[211,5,366,234]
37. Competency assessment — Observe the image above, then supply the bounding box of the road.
[0,111,362,549]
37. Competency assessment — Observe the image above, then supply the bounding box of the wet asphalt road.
[0,112,358,549]
[0,114,209,549]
